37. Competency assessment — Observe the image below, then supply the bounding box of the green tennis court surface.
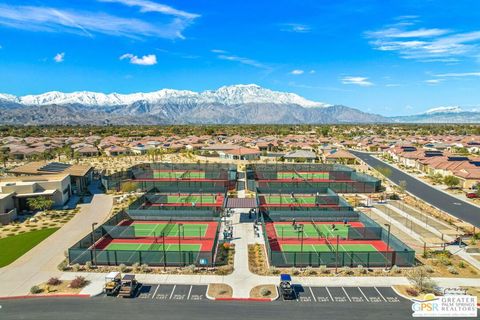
[274,223,349,238]
[106,243,202,251]
[263,195,316,204]
[277,172,329,179]
[281,243,377,252]
[166,195,216,203]
[133,223,210,237]
[153,171,206,179]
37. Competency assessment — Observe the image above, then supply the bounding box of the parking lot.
[102,284,209,301]
[280,286,404,304]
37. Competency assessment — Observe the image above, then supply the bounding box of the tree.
[443,176,460,189]
[407,267,437,293]
[0,146,10,169]
[27,196,54,211]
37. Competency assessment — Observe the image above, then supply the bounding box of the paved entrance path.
[0,181,113,296]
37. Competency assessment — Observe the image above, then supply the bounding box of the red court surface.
[94,220,218,251]
[257,179,355,183]
[259,203,343,208]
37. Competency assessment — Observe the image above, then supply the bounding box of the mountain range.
[0,84,478,125]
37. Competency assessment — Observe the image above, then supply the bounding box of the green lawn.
[0,228,59,267]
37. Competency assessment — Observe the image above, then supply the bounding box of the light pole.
[299,224,304,252]
[384,223,391,270]
[178,223,184,265]
[91,222,98,268]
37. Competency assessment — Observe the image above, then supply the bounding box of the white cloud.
[54,52,65,62]
[97,0,199,19]
[120,53,157,65]
[341,76,374,87]
[309,70,316,74]
[281,23,311,33]
[366,17,480,62]
[213,49,270,70]
[290,69,304,75]
[434,72,480,77]
[425,79,442,84]
[0,3,197,39]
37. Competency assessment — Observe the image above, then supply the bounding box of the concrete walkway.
[0,181,113,296]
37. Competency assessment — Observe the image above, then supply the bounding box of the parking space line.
[325,287,334,302]
[309,287,317,302]
[152,285,160,299]
[358,287,369,302]
[169,285,177,300]
[341,287,351,302]
[374,287,387,302]
[187,285,193,300]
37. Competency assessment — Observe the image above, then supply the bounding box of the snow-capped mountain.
[1,84,330,108]
[425,106,463,114]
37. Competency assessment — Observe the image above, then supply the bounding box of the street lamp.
[91,222,98,268]
[384,223,391,270]
[178,223,184,265]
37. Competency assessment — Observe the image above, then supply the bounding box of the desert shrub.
[438,255,451,266]
[447,266,459,274]
[304,266,317,275]
[118,264,127,272]
[424,265,434,273]
[84,261,92,270]
[260,287,272,297]
[71,263,81,272]
[343,266,353,275]
[357,265,367,274]
[132,262,140,272]
[47,277,62,286]
[291,267,300,276]
[140,264,150,273]
[319,265,329,274]
[30,285,43,294]
[58,260,69,271]
[187,264,196,273]
[391,265,401,274]
[458,261,466,268]
[269,266,280,275]
[70,276,88,289]
[406,287,419,297]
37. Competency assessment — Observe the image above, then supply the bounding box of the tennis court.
[106,243,202,251]
[129,221,216,238]
[281,243,379,253]
[277,171,330,180]
[273,221,364,239]
[260,194,317,205]
[153,170,206,179]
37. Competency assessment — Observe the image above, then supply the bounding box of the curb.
[0,294,91,300]
[215,297,273,302]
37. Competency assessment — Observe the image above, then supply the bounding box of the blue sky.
[0,0,480,116]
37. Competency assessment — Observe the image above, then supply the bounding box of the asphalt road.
[0,296,418,320]
[351,150,480,228]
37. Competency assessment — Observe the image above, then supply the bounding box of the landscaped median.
[0,227,59,267]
